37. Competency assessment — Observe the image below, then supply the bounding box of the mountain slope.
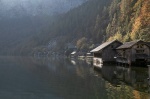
[17,0,111,55]
[0,0,88,55]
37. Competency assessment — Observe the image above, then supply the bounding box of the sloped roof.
[90,40,121,52]
[116,40,145,49]
[71,51,76,55]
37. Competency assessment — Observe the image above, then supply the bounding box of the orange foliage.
[130,0,150,40]
[140,0,150,27]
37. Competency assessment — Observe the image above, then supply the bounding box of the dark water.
[0,57,149,99]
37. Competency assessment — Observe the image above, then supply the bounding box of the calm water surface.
[0,56,149,99]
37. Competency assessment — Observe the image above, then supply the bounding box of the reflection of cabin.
[101,65,121,86]
[116,40,150,65]
[86,53,93,62]
[147,42,150,65]
[90,40,122,65]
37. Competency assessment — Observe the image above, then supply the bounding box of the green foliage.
[76,37,89,51]
[108,32,123,42]
[123,32,131,42]
[139,28,150,41]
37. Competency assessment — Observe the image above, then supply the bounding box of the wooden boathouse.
[70,51,77,58]
[116,40,150,66]
[90,40,122,66]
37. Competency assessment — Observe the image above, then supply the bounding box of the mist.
[0,0,88,55]
[0,0,87,17]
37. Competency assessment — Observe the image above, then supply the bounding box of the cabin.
[70,51,77,58]
[147,42,150,65]
[116,40,150,65]
[78,51,87,60]
[65,43,77,57]
[86,53,93,58]
[90,40,122,65]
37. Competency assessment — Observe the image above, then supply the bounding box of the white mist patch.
[0,0,88,17]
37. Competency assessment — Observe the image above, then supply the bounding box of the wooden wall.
[102,42,122,62]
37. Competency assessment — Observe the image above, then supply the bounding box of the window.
[94,53,102,57]
[137,44,143,48]
[136,50,144,54]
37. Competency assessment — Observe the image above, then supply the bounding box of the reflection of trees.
[98,64,150,98]
[123,67,149,92]
[4,57,107,99]
[133,90,149,99]
[105,82,133,99]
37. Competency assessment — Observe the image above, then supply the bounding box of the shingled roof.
[71,51,76,55]
[116,40,146,49]
[90,40,121,52]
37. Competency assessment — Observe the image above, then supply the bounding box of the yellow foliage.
[130,17,141,40]
[140,1,150,30]
[106,0,150,42]
[130,0,150,41]
[123,33,131,42]
[108,32,123,42]
[107,36,114,41]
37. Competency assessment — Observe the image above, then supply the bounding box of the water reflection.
[94,63,150,99]
[0,56,149,99]
[70,59,76,65]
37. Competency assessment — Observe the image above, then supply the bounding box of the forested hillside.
[18,0,111,55]
[0,0,88,55]
[19,0,150,55]
[0,0,149,55]
[106,0,150,42]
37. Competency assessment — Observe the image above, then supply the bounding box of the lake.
[0,56,149,99]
